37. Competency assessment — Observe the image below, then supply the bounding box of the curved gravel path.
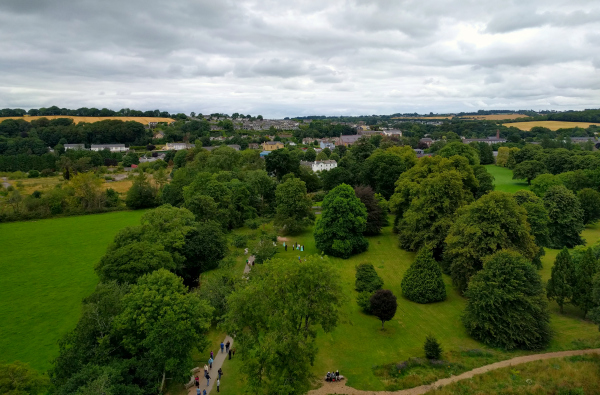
[308,348,600,395]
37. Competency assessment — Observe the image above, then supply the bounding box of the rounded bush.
[401,248,446,304]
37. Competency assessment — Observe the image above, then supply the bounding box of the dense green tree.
[321,166,354,190]
[362,146,417,199]
[572,248,598,317]
[112,269,212,394]
[265,148,299,180]
[370,289,398,329]
[513,160,547,185]
[95,241,175,284]
[472,165,495,198]
[183,193,219,222]
[401,248,446,304]
[475,142,494,165]
[274,176,314,234]
[315,151,328,161]
[304,147,316,161]
[438,142,480,165]
[445,191,538,294]
[424,335,442,360]
[355,263,383,293]
[546,248,574,313]
[462,251,551,350]
[180,220,227,286]
[588,273,600,331]
[543,185,585,248]
[513,190,551,268]
[0,361,50,395]
[224,256,342,395]
[530,173,562,197]
[173,149,189,168]
[196,273,238,324]
[354,186,386,235]
[125,172,157,209]
[252,234,278,264]
[314,184,368,258]
[578,188,600,225]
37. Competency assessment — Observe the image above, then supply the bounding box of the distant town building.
[301,160,338,172]
[90,144,128,152]
[261,141,284,151]
[337,134,362,147]
[382,129,403,137]
[462,131,507,145]
[248,143,260,150]
[64,143,86,150]
[419,138,434,147]
[166,142,195,150]
[320,141,335,150]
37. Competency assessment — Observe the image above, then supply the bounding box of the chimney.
[496,129,500,139]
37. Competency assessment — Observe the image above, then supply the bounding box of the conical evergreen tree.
[401,248,446,303]
[546,247,574,313]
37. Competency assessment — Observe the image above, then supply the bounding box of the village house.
[153,132,164,139]
[419,138,434,147]
[90,144,128,152]
[382,129,403,137]
[261,141,284,151]
[320,141,335,150]
[301,160,338,172]
[302,137,316,145]
[248,143,260,150]
[64,143,86,150]
[337,134,362,147]
[166,142,195,150]
[463,131,507,145]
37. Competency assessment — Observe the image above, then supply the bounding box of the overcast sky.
[0,0,599,118]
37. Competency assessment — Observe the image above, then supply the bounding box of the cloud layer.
[0,0,599,117]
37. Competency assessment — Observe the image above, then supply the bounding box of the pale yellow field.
[392,116,452,120]
[507,121,600,131]
[459,114,529,120]
[0,116,175,125]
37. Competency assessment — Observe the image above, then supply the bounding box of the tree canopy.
[401,248,446,304]
[543,185,584,248]
[274,176,314,234]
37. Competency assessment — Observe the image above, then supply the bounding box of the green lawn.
[485,164,530,193]
[0,211,145,371]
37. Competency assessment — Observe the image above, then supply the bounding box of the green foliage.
[95,241,175,284]
[125,172,157,209]
[0,361,50,395]
[547,248,574,313]
[357,291,373,314]
[197,273,238,324]
[355,263,384,293]
[274,176,314,234]
[362,146,417,199]
[439,142,480,165]
[180,220,228,285]
[321,166,354,191]
[401,248,446,304]
[223,256,342,395]
[232,234,248,248]
[252,234,278,264]
[424,335,442,360]
[588,274,600,331]
[462,251,552,350]
[543,185,585,248]
[578,188,600,225]
[472,165,495,198]
[370,289,398,329]
[354,185,386,235]
[27,169,40,178]
[531,173,562,197]
[513,160,547,185]
[265,148,300,180]
[314,184,368,258]
[445,191,538,294]
[572,248,599,317]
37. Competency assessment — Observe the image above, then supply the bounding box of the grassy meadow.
[507,120,600,131]
[0,115,174,125]
[484,164,529,193]
[0,210,145,371]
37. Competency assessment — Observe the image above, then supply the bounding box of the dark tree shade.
[355,186,386,235]
[370,289,398,329]
[179,220,228,287]
[462,251,552,350]
[546,247,574,313]
[401,248,446,304]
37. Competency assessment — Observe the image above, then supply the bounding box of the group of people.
[283,241,304,252]
[326,370,342,382]
[195,341,235,394]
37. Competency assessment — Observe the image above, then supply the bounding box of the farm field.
[507,121,600,131]
[3,173,135,195]
[458,114,529,120]
[0,115,174,125]
[484,164,529,193]
[0,210,145,371]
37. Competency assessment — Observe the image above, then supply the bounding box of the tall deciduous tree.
[572,248,598,317]
[314,184,368,258]
[224,256,342,395]
[401,248,446,304]
[543,185,585,248]
[354,186,386,235]
[512,160,547,185]
[438,142,480,165]
[578,188,600,225]
[274,176,314,234]
[126,172,157,209]
[369,289,398,329]
[112,270,212,394]
[265,148,299,180]
[180,220,228,286]
[513,190,551,268]
[587,273,600,331]
[546,248,574,313]
[445,191,538,294]
[462,251,551,350]
[362,146,417,199]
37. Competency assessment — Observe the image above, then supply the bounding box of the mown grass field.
[507,120,600,131]
[0,115,174,125]
[484,164,529,193]
[0,210,145,371]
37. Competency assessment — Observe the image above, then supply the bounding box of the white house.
[320,141,335,150]
[64,143,86,150]
[382,129,403,137]
[301,160,337,172]
[90,144,128,152]
[166,142,195,150]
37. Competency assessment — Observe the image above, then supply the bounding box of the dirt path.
[307,348,600,395]
[188,335,234,395]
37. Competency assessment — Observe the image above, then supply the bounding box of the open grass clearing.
[484,165,529,194]
[507,120,600,131]
[0,210,145,371]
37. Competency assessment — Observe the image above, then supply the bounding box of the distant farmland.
[458,114,529,121]
[0,115,175,125]
[507,120,600,131]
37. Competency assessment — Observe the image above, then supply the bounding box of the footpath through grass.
[484,164,529,193]
[0,210,145,371]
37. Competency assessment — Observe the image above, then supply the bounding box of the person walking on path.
[216,378,220,392]
[220,342,225,353]
[196,388,200,395]
[195,375,200,388]
[210,350,214,360]
[208,357,213,369]
[228,349,232,360]
[285,244,287,251]
[218,367,223,380]
[206,373,211,387]
[225,341,230,353]
[204,364,208,376]
[202,390,206,395]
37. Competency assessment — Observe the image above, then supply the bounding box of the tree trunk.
[159,370,166,394]
[381,320,384,329]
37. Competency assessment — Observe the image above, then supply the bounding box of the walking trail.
[187,335,234,395]
[307,348,600,395]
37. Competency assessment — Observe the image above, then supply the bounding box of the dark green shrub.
[232,234,248,248]
[357,291,373,314]
[424,335,442,360]
[355,263,383,293]
[245,218,261,229]
[40,168,55,177]
[401,248,446,303]
[27,170,40,178]
[105,188,120,207]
